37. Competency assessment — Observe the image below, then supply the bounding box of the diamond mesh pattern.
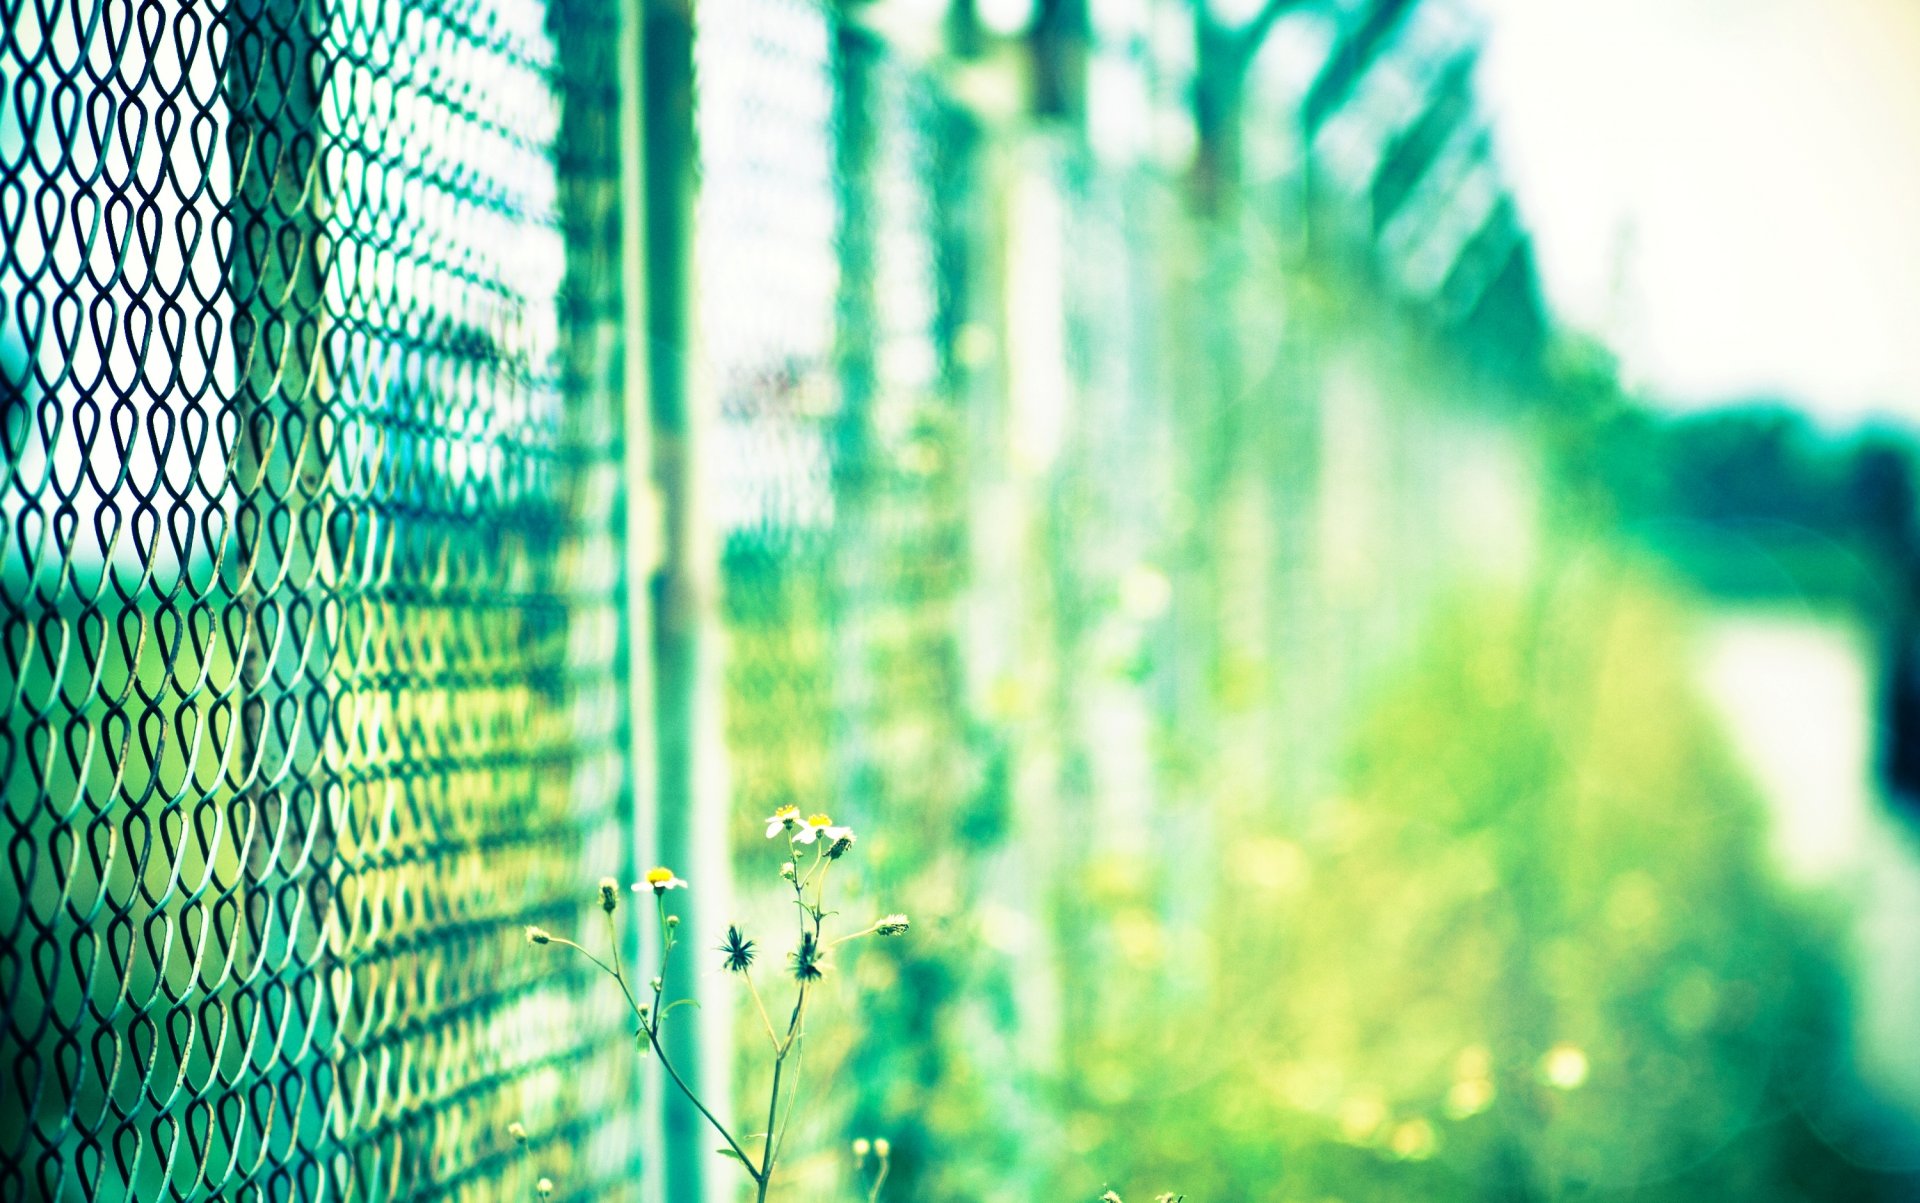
[696,12,1006,1195]
[0,0,639,1198]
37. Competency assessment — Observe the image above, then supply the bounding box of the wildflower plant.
[852,1136,893,1203]
[522,805,909,1201]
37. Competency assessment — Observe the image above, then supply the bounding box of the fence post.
[642,2,732,1201]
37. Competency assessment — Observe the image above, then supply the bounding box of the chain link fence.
[4,0,1601,1198]
[1,0,639,1197]
[690,3,1564,1197]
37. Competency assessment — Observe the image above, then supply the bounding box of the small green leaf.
[715,1147,747,1163]
[661,998,701,1017]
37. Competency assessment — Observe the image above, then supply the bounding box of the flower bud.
[780,862,797,881]
[599,878,620,912]
[536,1177,554,1198]
[508,1121,527,1144]
[852,1138,871,1159]
[875,914,910,937]
[665,915,680,928]
[873,1138,891,1159]
[826,833,856,860]
[525,926,551,945]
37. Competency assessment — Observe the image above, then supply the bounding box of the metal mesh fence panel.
[0,0,1590,1198]
[682,4,1559,1196]
[0,0,640,1198]
[816,39,1010,1202]
[692,10,1023,1197]
[696,0,840,831]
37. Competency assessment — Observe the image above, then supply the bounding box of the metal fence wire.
[701,13,1005,1193]
[0,0,1563,1197]
[0,0,640,1198]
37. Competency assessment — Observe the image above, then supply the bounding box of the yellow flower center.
[807,813,832,827]
[644,866,676,885]
[773,805,799,820]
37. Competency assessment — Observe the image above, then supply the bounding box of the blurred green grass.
[1054,560,1899,1201]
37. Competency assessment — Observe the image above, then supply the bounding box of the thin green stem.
[753,838,827,1202]
[602,909,645,1022]
[744,968,781,1050]
[650,893,677,1023]
[787,844,807,915]
[757,982,809,1201]
[770,1012,805,1166]
[797,842,828,888]
[547,936,619,980]
[624,891,759,1184]
[757,1044,786,1200]
[811,859,834,917]
[646,1023,759,1178]
[778,980,812,1058]
[826,921,879,950]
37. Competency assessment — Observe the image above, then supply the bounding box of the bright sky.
[1468,0,1920,419]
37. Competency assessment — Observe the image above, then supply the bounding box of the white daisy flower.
[765,804,807,839]
[632,866,688,894]
[793,812,850,845]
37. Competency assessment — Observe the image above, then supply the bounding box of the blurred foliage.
[1057,559,1913,1201]
[1584,405,1918,612]
[686,7,1920,1203]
